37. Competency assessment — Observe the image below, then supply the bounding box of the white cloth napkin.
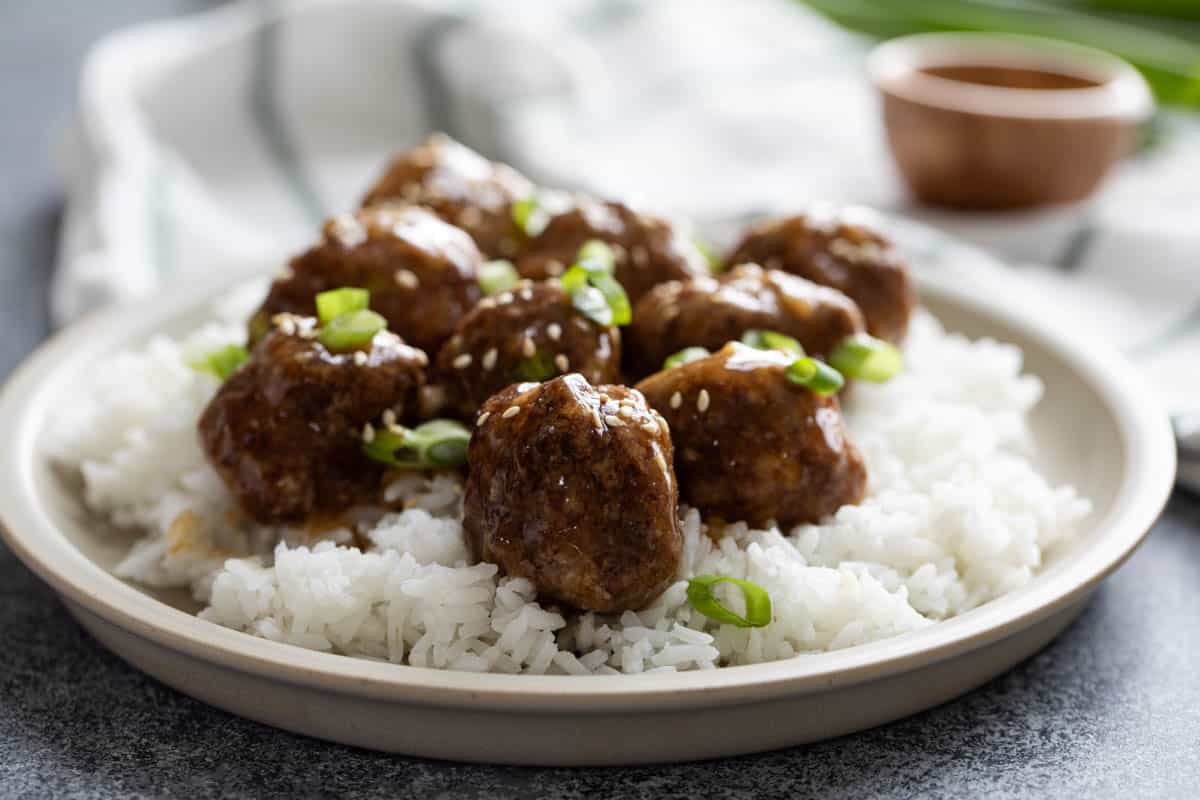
[53,0,1198,484]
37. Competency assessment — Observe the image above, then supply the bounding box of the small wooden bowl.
[867,33,1154,210]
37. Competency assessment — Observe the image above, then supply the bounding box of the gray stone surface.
[2,3,1199,798]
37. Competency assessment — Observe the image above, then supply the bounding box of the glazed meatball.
[249,205,483,355]
[435,280,620,419]
[361,133,533,258]
[627,263,865,378]
[726,211,916,342]
[199,316,427,524]
[516,199,709,304]
[636,342,866,528]
[464,375,681,613]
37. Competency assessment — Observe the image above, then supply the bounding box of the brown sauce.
[922,64,1101,90]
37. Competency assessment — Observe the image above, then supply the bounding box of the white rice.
[51,297,1091,675]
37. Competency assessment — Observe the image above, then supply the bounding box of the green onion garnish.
[828,334,904,383]
[686,575,772,628]
[319,309,387,351]
[741,329,805,356]
[785,357,845,396]
[191,344,249,381]
[694,238,721,274]
[478,259,520,296]
[315,287,369,325]
[560,241,631,327]
[512,195,549,238]
[363,419,471,470]
[663,346,711,371]
[515,350,558,381]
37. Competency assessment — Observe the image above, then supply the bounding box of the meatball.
[627,263,865,378]
[636,342,866,528]
[516,199,709,304]
[199,316,427,524]
[434,280,620,419]
[464,375,681,613]
[726,211,916,342]
[361,133,533,258]
[249,205,483,355]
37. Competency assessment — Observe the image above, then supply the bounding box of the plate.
[0,236,1175,765]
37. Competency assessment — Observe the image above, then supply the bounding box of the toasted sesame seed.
[476,411,490,426]
[478,297,497,310]
[395,269,419,289]
[656,414,669,434]
[519,288,533,301]
[590,408,603,428]
[497,292,514,304]
[605,415,624,427]
[697,389,710,412]
[555,354,569,372]
[546,323,562,341]
[618,405,636,419]
[353,351,369,366]
[516,382,539,393]
[413,350,429,366]
[642,420,658,434]
[522,337,536,358]
[669,391,682,409]
[654,452,668,473]
[481,348,498,370]
[545,259,565,277]
[453,353,473,369]
[382,409,397,426]
[362,422,376,442]
[502,405,521,419]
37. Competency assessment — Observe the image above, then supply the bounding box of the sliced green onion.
[512,195,549,237]
[575,239,616,275]
[663,346,711,371]
[828,334,904,383]
[191,344,249,381]
[694,238,721,274]
[785,357,845,396]
[741,329,805,356]
[570,284,613,326]
[478,259,520,296]
[315,287,369,325]
[515,350,558,381]
[560,241,631,327]
[686,575,772,628]
[363,419,471,470]
[319,309,387,351]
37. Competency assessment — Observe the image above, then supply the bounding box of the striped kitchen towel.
[53,0,1199,484]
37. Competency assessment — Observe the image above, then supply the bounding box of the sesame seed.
[545,260,565,277]
[361,422,376,442]
[605,414,625,427]
[395,269,419,289]
[654,452,668,473]
[590,408,603,428]
[516,382,539,393]
[478,297,497,310]
[642,421,658,434]
[546,323,562,341]
[618,405,636,419]
[555,354,569,372]
[476,411,491,426]
[353,351,369,366]
[522,337,536,357]
[502,405,521,419]
[382,409,397,427]
[519,288,533,301]
[482,348,498,370]
[656,414,669,434]
[453,353,473,369]
[697,389,710,412]
[497,292,514,304]
[669,392,682,409]
[413,350,429,366]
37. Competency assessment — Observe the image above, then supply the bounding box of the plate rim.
[0,261,1176,713]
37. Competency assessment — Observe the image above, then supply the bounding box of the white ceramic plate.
[0,244,1175,765]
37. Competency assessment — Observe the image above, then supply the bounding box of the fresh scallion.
[363,419,471,470]
[828,334,904,383]
[315,287,369,325]
[686,575,773,628]
[741,329,805,356]
[694,238,722,274]
[559,241,631,327]
[663,346,711,370]
[478,259,520,296]
[515,350,558,381]
[512,194,549,238]
[570,284,613,326]
[319,309,387,351]
[785,357,845,395]
[575,239,617,275]
[191,344,249,381]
